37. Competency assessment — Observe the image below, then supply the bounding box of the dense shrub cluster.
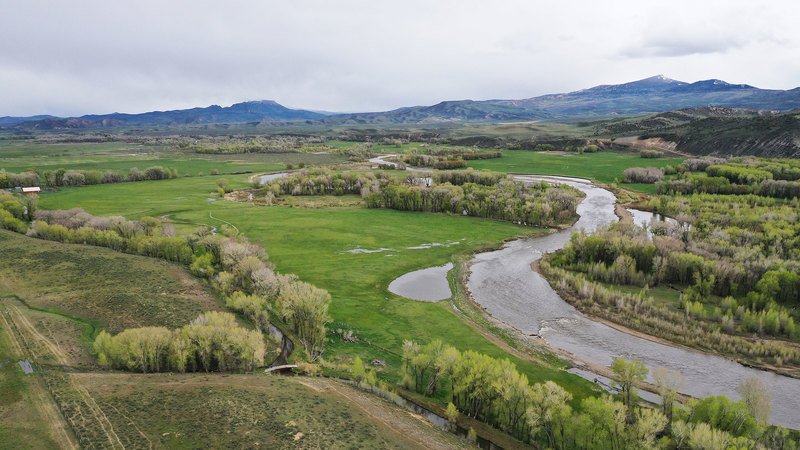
[658,175,800,198]
[400,147,501,169]
[558,220,799,329]
[666,158,800,198]
[684,157,727,172]
[365,179,581,227]
[542,259,800,366]
[461,151,503,160]
[403,154,467,169]
[432,169,506,186]
[546,172,800,370]
[415,146,502,160]
[706,164,773,184]
[28,209,193,263]
[0,171,39,188]
[640,149,664,158]
[0,193,30,233]
[93,312,266,372]
[623,167,663,184]
[264,169,383,197]
[0,166,178,188]
[192,231,330,361]
[265,169,582,228]
[186,135,325,154]
[402,340,665,447]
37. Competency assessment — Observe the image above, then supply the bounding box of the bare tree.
[653,367,685,427]
[737,377,772,425]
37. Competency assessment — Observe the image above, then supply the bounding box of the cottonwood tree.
[628,408,668,448]
[611,357,648,422]
[527,381,572,448]
[445,402,459,431]
[94,312,265,373]
[226,291,270,331]
[653,367,685,427]
[494,359,531,439]
[737,377,772,426]
[277,281,330,361]
[573,395,627,450]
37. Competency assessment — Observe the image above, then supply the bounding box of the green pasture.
[39,177,597,400]
[467,150,683,190]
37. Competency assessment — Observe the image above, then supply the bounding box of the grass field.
[2,283,461,450]
[0,140,347,177]
[467,150,684,193]
[0,320,62,449]
[76,373,464,449]
[39,176,598,400]
[0,230,222,334]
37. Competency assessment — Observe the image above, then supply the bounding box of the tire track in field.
[1,305,79,450]
[320,379,456,450]
[103,401,153,449]
[0,308,23,354]
[8,303,124,450]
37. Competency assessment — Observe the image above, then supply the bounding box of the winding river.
[277,156,799,427]
[468,175,800,428]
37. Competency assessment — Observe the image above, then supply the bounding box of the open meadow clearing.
[467,149,685,192]
[0,140,347,183]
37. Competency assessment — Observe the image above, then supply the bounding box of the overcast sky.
[1,0,799,116]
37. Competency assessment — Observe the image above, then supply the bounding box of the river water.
[468,175,800,428]
[258,172,288,185]
[388,262,454,301]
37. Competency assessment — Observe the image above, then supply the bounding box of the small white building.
[22,187,41,195]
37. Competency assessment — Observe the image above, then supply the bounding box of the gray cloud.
[622,36,747,58]
[1,0,799,116]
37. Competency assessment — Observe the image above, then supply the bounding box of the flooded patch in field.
[388,262,454,302]
[341,247,394,254]
[406,241,461,250]
[627,208,678,238]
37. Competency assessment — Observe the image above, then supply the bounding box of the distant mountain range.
[1,100,326,129]
[3,75,800,129]
[325,76,800,124]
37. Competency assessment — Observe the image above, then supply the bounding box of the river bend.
[468,175,800,428]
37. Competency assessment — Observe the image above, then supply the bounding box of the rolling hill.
[593,107,800,158]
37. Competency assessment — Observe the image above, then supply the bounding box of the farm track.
[1,304,79,450]
[2,300,129,449]
[314,378,456,450]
